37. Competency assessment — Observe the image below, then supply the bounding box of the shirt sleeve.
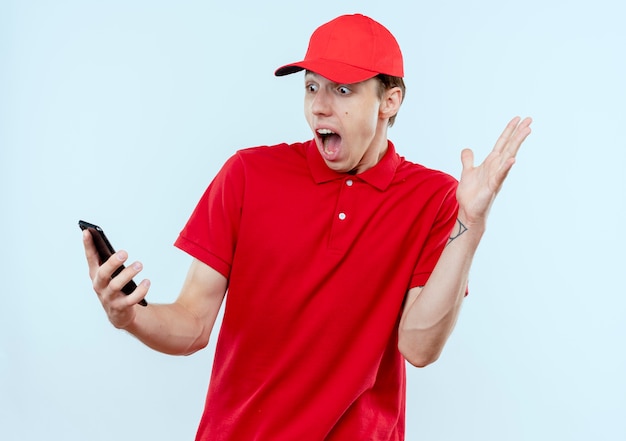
[174,153,245,279]
[409,179,459,289]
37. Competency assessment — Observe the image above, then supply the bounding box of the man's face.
[304,72,389,174]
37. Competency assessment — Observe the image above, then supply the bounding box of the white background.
[1,0,625,440]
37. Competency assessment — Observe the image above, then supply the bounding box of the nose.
[310,88,332,116]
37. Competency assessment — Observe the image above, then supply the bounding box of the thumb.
[460,148,474,171]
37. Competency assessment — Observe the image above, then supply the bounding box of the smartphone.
[79,220,147,307]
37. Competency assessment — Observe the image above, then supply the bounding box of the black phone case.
[79,220,147,306]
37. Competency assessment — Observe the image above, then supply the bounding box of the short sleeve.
[409,181,459,288]
[174,153,246,279]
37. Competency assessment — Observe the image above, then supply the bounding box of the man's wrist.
[446,217,485,247]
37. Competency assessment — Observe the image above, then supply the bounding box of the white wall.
[1,0,624,439]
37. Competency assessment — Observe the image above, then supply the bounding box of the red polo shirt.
[175,140,459,441]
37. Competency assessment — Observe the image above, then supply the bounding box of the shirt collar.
[305,139,400,191]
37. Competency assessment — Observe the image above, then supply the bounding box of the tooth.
[317,129,334,135]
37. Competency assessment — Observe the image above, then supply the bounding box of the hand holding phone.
[79,220,148,307]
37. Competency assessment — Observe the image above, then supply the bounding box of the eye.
[306,83,318,93]
[337,86,351,95]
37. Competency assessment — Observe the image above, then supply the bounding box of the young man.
[83,14,531,440]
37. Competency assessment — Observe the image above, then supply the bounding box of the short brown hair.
[376,74,406,127]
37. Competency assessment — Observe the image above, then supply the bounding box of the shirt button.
[338,212,347,220]
[346,179,353,187]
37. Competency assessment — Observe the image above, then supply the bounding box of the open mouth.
[316,128,341,158]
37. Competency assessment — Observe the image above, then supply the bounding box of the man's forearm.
[398,218,484,367]
[122,302,213,356]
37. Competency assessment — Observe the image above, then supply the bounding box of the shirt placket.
[328,177,357,252]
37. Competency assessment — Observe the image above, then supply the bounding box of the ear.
[379,87,402,120]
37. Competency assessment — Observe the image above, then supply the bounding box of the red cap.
[275,14,404,84]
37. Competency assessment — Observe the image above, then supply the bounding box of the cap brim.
[275,59,379,84]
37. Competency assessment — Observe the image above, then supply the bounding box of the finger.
[101,258,148,307]
[124,279,151,307]
[108,259,143,293]
[493,116,521,154]
[91,250,128,295]
[83,230,102,279]
[101,250,129,280]
[503,116,532,159]
[108,272,150,309]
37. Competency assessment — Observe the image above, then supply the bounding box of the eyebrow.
[304,70,319,80]
[304,71,349,88]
